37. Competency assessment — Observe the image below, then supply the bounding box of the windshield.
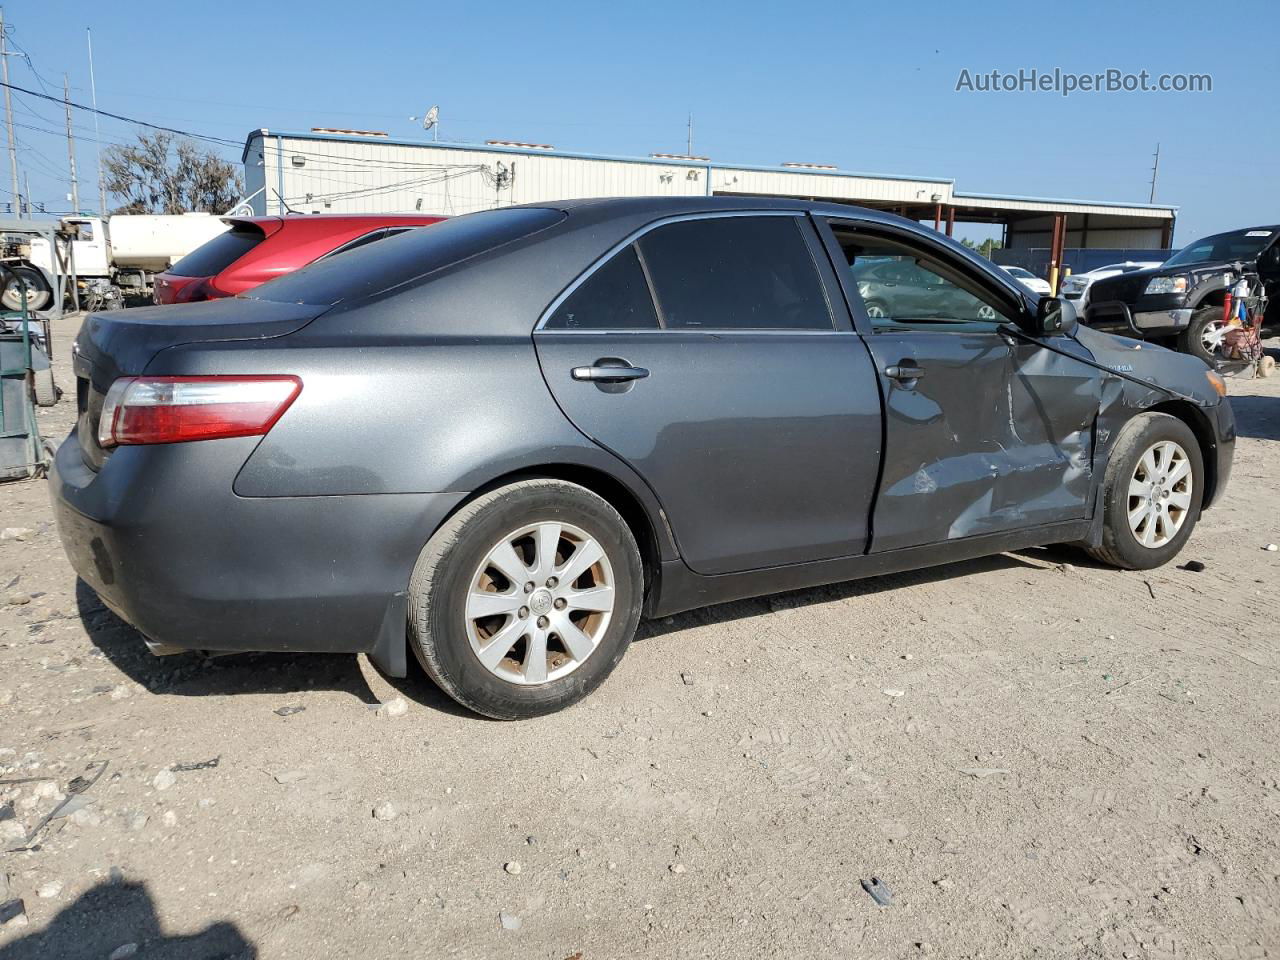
[1004,267,1034,278]
[1164,228,1277,268]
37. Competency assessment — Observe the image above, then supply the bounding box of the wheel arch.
[370,459,673,681]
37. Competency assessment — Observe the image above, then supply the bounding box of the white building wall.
[240,132,1175,243]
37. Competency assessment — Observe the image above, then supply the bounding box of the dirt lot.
[2,315,1278,959]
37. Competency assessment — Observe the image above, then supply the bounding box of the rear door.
[818,218,1101,552]
[534,212,883,575]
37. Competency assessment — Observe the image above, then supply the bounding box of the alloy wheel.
[1127,440,1193,548]
[464,521,615,685]
[1200,319,1228,357]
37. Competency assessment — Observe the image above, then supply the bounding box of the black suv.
[1086,226,1280,363]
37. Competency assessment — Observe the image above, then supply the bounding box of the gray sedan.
[51,197,1235,718]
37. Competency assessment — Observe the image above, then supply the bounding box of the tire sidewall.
[414,483,642,719]
[1103,414,1205,568]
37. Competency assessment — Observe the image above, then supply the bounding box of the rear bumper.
[49,429,464,657]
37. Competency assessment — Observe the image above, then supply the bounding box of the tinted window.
[168,227,264,278]
[318,229,388,260]
[637,216,832,330]
[545,245,658,330]
[250,207,565,306]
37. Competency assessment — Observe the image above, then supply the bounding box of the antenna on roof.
[271,188,298,215]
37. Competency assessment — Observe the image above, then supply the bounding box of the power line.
[0,78,240,147]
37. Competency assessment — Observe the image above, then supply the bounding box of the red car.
[153,214,445,304]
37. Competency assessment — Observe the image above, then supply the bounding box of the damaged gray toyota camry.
[50,197,1234,719]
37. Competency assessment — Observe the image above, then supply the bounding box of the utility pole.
[64,74,80,212]
[0,8,22,218]
[686,112,693,156]
[87,28,106,215]
[1148,142,1160,204]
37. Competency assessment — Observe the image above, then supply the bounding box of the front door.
[821,219,1102,552]
[534,213,883,575]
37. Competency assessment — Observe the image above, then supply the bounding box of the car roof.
[537,194,912,223]
[225,213,445,231]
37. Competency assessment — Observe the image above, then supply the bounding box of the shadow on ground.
[79,548,1080,710]
[76,579,474,717]
[641,549,1055,641]
[0,880,255,960]
[1228,393,1280,441]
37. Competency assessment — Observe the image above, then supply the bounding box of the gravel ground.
[2,317,1278,959]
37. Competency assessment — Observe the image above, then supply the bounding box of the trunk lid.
[72,297,324,470]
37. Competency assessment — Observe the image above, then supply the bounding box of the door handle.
[884,363,925,381]
[571,361,650,383]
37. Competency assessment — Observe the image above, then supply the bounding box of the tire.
[1178,306,1227,365]
[408,479,643,719]
[1087,412,1204,570]
[1,266,52,312]
[32,366,57,407]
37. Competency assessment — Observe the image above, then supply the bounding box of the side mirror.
[1028,296,1074,337]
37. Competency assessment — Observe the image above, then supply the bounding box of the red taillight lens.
[172,277,211,303]
[98,376,302,448]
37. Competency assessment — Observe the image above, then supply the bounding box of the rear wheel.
[1,266,52,312]
[408,479,643,719]
[1179,306,1227,365]
[1087,413,1204,570]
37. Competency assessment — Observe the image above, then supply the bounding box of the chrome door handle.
[884,363,925,381]
[571,362,650,383]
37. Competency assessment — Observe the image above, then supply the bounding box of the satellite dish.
[422,105,439,130]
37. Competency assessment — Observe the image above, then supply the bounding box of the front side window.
[637,216,833,330]
[545,245,659,331]
[832,228,1014,329]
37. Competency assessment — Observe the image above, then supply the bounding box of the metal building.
[241,128,1177,280]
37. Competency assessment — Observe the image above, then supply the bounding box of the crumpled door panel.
[865,328,1101,551]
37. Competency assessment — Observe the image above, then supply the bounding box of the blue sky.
[6,0,1277,244]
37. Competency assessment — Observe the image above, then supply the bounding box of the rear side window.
[168,227,264,278]
[250,207,565,306]
[545,246,659,330]
[318,229,388,260]
[637,216,832,330]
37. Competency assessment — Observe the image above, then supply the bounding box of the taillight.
[173,278,211,303]
[97,376,302,448]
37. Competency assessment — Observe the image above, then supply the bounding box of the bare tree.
[103,132,242,214]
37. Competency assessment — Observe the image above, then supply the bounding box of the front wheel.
[1,266,52,312]
[1087,413,1204,570]
[408,479,643,719]
[1179,306,1228,365]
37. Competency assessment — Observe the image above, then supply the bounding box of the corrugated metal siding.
[275,138,708,216]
